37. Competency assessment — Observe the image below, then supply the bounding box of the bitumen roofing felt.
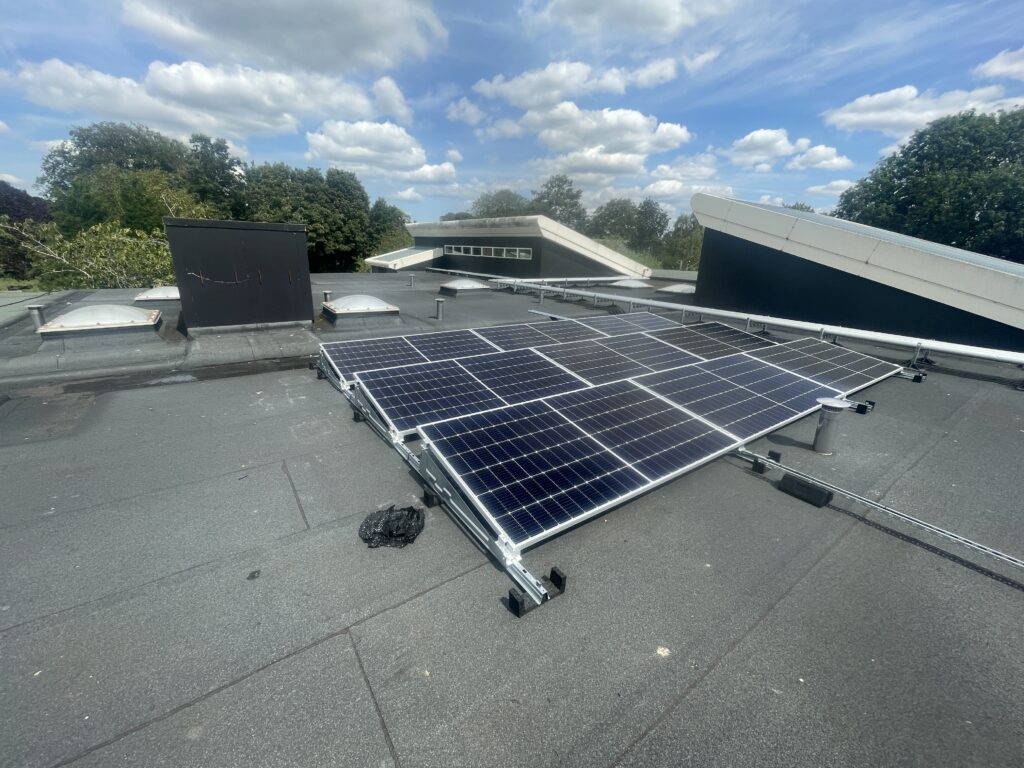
[0,274,1022,767]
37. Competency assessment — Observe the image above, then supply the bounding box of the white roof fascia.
[364,247,438,271]
[691,193,1024,331]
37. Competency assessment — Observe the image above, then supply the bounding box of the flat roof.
[1,275,1022,766]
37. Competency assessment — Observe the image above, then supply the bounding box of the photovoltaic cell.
[457,348,587,403]
[646,327,738,360]
[356,360,506,434]
[696,354,842,416]
[473,323,555,351]
[421,401,649,545]
[688,322,775,352]
[746,339,901,393]
[527,319,607,344]
[618,312,681,331]
[321,337,427,382]
[576,314,647,336]
[405,329,497,361]
[545,381,737,481]
[535,340,652,384]
[596,333,702,371]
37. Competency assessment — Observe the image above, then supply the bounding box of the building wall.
[695,229,1024,351]
[411,235,624,278]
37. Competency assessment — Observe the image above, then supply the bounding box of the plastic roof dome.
[38,304,161,334]
[656,283,696,294]
[609,279,651,289]
[134,285,180,301]
[441,278,490,290]
[323,294,399,314]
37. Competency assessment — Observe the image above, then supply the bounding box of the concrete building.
[366,214,652,279]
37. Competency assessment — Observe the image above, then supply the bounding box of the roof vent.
[440,278,491,296]
[134,285,180,301]
[656,283,696,295]
[38,304,161,335]
[609,279,651,289]
[322,294,399,320]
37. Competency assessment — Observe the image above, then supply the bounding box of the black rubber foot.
[353,411,364,422]
[422,489,440,507]
[508,567,567,618]
[767,450,782,463]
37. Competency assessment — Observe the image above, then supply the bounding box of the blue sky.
[1,0,1022,220]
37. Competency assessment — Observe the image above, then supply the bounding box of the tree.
[470,189,532,218]
[783,201,815,212]
[368,197,412,255]
[834,108,1024,261]
[632,198,670,253]
[1,217,173,289]
[530,174,587,230]
[587,198,638,241]
[38,122,189,199]
[0,181,52,277]
[660,213,704,270]
[186,134,244,218]
[242,164,372,271]
[440,211,474,221]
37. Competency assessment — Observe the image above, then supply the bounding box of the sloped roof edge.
[691,193,1024,331]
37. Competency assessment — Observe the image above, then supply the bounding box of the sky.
[1,0,1023,221]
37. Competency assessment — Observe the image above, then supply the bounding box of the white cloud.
[522,0,736,45]
[651,152,718,181]
[394,186,423,202]
[0,120,8,134]
[758,194,784,206]
[974,46,1024,81]
[682,48,721,74]
[305,120,457,183]
[445,148,463,162]
[372,77,412,124]
[643,179,734,202]
[473,59,677,110]
[0,172,24,186]
[538,146,647,177]
[522,101,690,155]
[785,144,853,170]
[30,139,67,153]
[122,0,447,73]
[806,179,854,196]
[725,128,810,170]
[9,58,376,140]
[823,84,1023,139]
[475,119,523,140]
[446,97,486,126]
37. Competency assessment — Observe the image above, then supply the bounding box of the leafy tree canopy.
[588,198,638,241]
[470,189,532,218]
[632,197,670,253]
[783,201,815,212]
[530,174,587,230]
[440,211,474,221]
[369,197,412,255]
[834,108,1024,261]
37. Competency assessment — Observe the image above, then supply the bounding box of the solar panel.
[321,337,427,384]
[576,314,646,336]
[535,340,652,384]
[688,322,775,352]
[544,381,737,481]
[746,339,901,393]
[473,323,556,351]
[618,312,681,331]
[405,329,498,361]
[356,360,506,435]
[645,327,738,360]
[420,401,649,546]
[457,348,588,403]
[596,333,702,371]
[527,319,607,343]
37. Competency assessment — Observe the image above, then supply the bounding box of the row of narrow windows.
[443,244,533,260]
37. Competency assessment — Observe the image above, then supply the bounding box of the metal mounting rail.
[491,279,1024,368]
[735,448,1024,571]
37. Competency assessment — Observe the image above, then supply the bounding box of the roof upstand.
[322,294,400,321]
[38,304,162,336]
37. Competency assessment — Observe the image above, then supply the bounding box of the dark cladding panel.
[165,218,313,330]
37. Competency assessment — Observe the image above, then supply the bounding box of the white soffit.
[691,193,1024,331]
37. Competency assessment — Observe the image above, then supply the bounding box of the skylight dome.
[38,305,161,335]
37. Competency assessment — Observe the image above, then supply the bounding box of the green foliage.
[783,201,815,212]
[186,134,244,218]
[39,122,189,199]
[659,213,704,270]
[1,217,173,289]
[530,175,587,230]
[368,197,412,256]
[593,237,662,269]
[587,198,638,240]
[242,164,372,271]
[835,108,1024,260]
[470,189,532,218]
[632,198,670,254]
[440,211,475,221]
[0,183,51,278]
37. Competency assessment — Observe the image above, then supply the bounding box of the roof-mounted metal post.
[813,397,848,455]
[538,287,544,305]
[435,297,445,321]
[409,274,415,287]
[322,290,332,303]
[27,305,45,330]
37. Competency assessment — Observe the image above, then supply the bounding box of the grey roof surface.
[1,277,1023,767]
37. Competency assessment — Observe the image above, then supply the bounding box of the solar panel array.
[320,312,902,552]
